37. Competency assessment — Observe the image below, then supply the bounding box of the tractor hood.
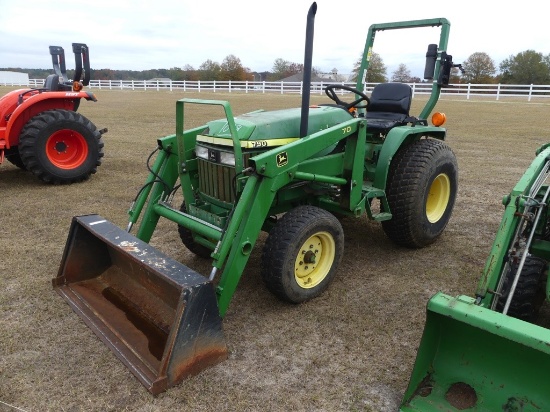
[205,105,352,141]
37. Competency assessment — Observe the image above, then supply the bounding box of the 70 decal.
[341,125,352,134]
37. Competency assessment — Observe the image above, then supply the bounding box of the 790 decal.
[250,140,268,148]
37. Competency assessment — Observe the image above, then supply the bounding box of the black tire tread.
[4,147,26,169]
[261,205,344,303]
[496,256,547,322]
[382,139,457,248]
[177,201,214,258]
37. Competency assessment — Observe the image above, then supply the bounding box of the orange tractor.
[0,43,106,184]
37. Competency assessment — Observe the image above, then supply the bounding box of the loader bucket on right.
[401,292,550,411]
[52,214,228,395]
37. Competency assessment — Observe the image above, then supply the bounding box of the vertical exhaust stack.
[53,215,227,395]
[300,2,317,138]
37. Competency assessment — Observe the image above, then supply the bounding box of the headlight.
[196,145,235,166]
[220,151,235,166]
[195,146,208,160]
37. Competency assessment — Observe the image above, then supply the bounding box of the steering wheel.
[324,84,370,110]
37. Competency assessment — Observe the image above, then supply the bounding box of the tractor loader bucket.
[401,292,550,411]
[52,214,227,395]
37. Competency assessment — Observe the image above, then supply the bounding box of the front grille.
[197,152,251,203]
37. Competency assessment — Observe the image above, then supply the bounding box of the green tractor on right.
[401,144,550,411]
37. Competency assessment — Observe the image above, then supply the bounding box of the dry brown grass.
[1,86,550,411]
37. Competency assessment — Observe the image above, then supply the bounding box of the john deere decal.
[276,152,288,167]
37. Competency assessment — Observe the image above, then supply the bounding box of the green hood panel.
[206,106,352,141]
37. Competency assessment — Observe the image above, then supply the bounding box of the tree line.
[1,55,312,83]
[2,49,550,84]
[359,50,550,85]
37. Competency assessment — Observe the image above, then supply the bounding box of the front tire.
[261,205,344,303]
[4,147,26,169]
[382,139,458,248]
[177,201,214,258]
[495,256,547,322]
[19,109,104,184]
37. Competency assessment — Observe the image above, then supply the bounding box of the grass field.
[2,86,550,411]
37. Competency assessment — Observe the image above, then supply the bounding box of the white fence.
[2,78,550,101]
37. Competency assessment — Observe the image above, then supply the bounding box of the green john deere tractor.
[53,3,462,395]
[401,144,550,411]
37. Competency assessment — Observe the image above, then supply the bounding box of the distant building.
[252,71,270,82]
[146,77,172,87]
[279,72,328,83]
[0,71,29,85]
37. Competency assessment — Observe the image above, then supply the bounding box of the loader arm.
[475,144,550,306]
[213,118,364,316]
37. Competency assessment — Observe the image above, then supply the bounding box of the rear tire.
[261,205,344,303]
[382,139,458,248]
[495,256,547,322]
[19,109,104,184]
[177,201,214,258]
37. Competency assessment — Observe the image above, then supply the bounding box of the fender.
[372,125,447,190]
[3,90,96,149]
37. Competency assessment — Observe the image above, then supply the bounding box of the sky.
[0,0,548,79]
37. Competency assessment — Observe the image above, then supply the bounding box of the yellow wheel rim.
[426,173,451,223]
[294,231,335,289]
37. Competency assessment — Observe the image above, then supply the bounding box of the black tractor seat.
[43,74,73,92]
[366,82,413,134]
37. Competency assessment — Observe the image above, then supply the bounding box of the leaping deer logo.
[276,152,288,167]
